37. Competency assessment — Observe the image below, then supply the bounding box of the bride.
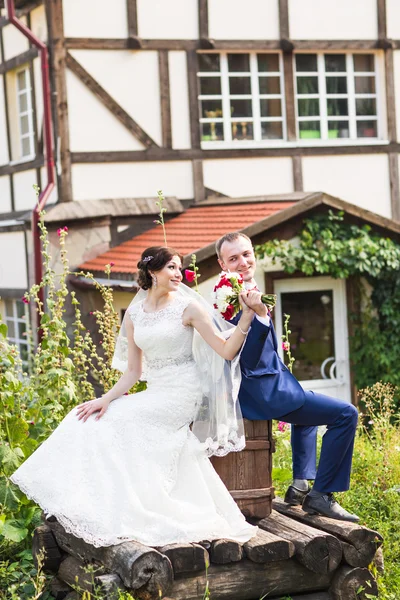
[11,246,258,548]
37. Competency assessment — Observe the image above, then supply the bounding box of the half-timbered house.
[1,0,400,402]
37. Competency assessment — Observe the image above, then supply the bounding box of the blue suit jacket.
[232,314,306,420]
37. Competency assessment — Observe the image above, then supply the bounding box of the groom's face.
[218,236,257,283]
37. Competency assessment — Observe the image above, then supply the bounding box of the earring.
[152,275,157,288]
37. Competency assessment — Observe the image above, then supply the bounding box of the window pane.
[356,98,377,116]
[261,121,283,140]
[259,76,281,95]
[201,122,224,141]
[230,99,252,118]
[228,54,250,72]
[20,114,30,135]
[297,76,318,95]
[298,98,320,117]
[16,300,25,319]
[231,122,253,141]
[18,321,26,340]
[257,54,279,72]
[326,76,348,94]
[299,121,321,139]
[328,120,349,138]
[200,99,223,118]
[5,299,13,316]
[22,137,32,156]
[17,70,27,90]
[199,77,221,95]
[20,343,29,362]
[354,54,374,72]
[325,54,346,72]
[6,320,15,338]
[19,92,28,112]
[198,54,220,72]
[296,54,317,72]
[327,98,348,116]
[354,76,376,94]
[229,76,251,95]
[260,98,282,117]
[356,120,377,138]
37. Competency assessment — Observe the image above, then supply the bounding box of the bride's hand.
[76,397,110,422]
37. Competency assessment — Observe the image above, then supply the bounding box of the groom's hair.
[215,232,252,258]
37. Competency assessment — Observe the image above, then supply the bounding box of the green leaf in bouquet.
[2,518,29,542]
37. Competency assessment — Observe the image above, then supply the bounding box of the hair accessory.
[142,256,153,263]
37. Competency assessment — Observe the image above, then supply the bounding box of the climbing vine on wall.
[255,211,400,409]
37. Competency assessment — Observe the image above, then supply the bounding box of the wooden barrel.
[211,419,275,519]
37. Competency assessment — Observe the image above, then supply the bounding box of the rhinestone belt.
[145,355,194,370]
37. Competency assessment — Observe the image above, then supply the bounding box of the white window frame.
[15,66,35,159]
[294,51,383,146]
[198,51,287,150]
[4,298,30,368]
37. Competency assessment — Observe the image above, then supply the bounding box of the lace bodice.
[129,295,194,369]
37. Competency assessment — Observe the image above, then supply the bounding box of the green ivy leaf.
[2,518,29,542]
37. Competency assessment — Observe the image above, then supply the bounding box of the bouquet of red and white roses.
[212,272,277,321]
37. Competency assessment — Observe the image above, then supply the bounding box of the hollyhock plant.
[212,272,276,321]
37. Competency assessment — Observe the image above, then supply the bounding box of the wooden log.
[32,525,63,572]
[329,565,378,599]
[273,497,383,567]
[158,543,208,574]
[243,528,295,563]
[165,558,332,600]
[49,577,72,600]
[284,594,330,600]
[57,556,102,593]
[94,573,127,599]
[373,546,384,573]
[46,520,173,599]
[258,511,342,573]
[210,539,244,564]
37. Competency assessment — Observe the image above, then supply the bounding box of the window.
[4,299,30,368]
[295,53,379,141]
[16,67,35,158]
[198,52,285,147]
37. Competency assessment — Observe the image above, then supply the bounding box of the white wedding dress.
[11,295,256,547]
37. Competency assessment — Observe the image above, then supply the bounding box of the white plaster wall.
[208,0,279,40]
[67,71,144,152]
[0,76,9,166]
[69,50,162,147]
[33,57,44,142]
[0,231,28,289]
[30,5,48,43]
[289,0,377,40]
[394,51,400,142]
[168,52,191,149]
[2,19,29,61]
[40,167,58,204]
[71,161,194,201]
[203,157,293,197]
[302,155,391,218]
[0,176,12,213]
[137,0,199,39]
[13,169,37,211]
[63,0,128,38]
[387,0,400,39]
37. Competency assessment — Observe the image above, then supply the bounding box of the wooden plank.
[243,528,295,563]
[158,50,172,148]
[65,37,130,50]
[66,52,158,148]
[385,48,397,142]
[292,155,303,191]
[377,0,387,40]
[186,50,201,149]
[126,0,138,37]
[0,46,38,75]
[198,0,209,40]
[283,51,296,141]
[192,159,205,203]
[279,0,289,39]
[45,0,73,202]
[0,156,44,176]
[389,153,400,221]
[293,40,379,50]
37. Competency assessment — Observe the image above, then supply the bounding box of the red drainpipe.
[6,0,55,324]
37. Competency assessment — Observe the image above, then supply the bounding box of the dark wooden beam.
[377,0,387,40]
[0,27,14,209]
[292,156,303,192]
[0,46,38,75]
[192,159,205,203]
[283,52,296,141]
[278,0,289,39]
[66,52,158,148]
[186,50,200,149]
[0,156,44,176]
[126,0,138,37]
[198,0,209,41]
[71,142,400,164]
[385,48,397,142]
[389,153,400,221]
[46,0,73,202]
[158,50,172,148]
[292,40,381,50]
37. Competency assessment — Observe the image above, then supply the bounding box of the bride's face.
[154,256,183,291]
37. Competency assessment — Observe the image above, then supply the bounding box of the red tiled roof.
[79,201,295,275]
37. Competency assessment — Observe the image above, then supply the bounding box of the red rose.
[215,276,233,290]
[185,269,196,282]
[221,304,235,321]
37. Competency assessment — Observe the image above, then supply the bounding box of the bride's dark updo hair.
[137,246,182,290]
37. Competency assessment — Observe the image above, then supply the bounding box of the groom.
[215,232,359,522]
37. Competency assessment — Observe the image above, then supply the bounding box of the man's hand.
[242,290,268,318]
